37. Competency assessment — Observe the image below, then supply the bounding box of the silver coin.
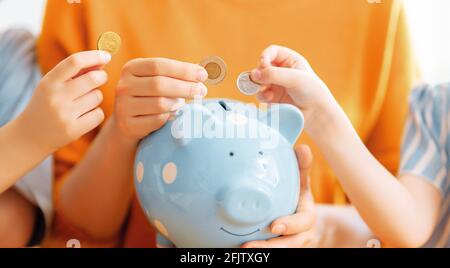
[237,72,261,96]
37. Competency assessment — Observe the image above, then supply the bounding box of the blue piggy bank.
[135,99,304,248]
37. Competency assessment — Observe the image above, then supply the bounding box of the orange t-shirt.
[38,0,417,247]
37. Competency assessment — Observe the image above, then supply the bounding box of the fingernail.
[271,224,287,235]
[256,93,266,102]
[197,69,208,81]
[200,83,208,96]
[251,69,262,81]
[171,99,186,111]
[168,111,178,121]
[100,51,112,63]
[194,83,208,98]
[260,56,269,67]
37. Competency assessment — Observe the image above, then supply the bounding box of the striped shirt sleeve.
[0,29,41,126]
[399,84,449,192]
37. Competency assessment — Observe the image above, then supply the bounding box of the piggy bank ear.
[261,104,304,144]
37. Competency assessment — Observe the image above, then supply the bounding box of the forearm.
[0,189,36,247]
[59,117,136,240]
[309,105,431,247]
[0,116,50,193]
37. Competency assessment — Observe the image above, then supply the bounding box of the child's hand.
[250,45,338,132]
[19,50,111,152]
[242,145,318,248]
[112,58,207,143]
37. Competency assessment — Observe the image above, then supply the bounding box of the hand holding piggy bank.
[135,100,304,248]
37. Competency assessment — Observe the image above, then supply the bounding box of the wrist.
[105,116,140,151]
[305,99,350,138]
[12,114,53,157]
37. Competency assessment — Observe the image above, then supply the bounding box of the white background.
[0,0,449,84]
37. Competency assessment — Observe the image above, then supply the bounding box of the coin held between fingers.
[97,31,122,56]
[237,71,262,96]
[205,62,221,79]
[200,56,227,85]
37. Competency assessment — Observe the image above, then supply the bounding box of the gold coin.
[97,31,122,56]
[200,56,227,85]
[205,62,221,80]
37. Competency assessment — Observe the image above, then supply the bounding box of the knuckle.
[122,58,143,74]
[264,68,275,81]
[42,81,61,97]
[179,66,191,79]
[67,54,83,70]
[268,44,279,51]
[116,79,130,95]
[150,77,164,94]
[91,89,103,105]
[154,113,169,126]
[38,77,53,92]
[152,57,168,66]
[57,110,71,126]
[41,84,55,97]
[148,58,168,75]
[48,94,62,110]
[123,58,139,70]
[154,98,168,112]
[86,71,101,85]
[115,99,127,116]
[147,60,162,74]
[267,44,282,54]
[121,63,132,74]
[63,121,78,140]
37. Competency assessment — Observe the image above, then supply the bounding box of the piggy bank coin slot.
[218,100,231,111]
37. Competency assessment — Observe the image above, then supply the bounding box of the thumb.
[295,144,313,191]
[251,66,307,90]
[295,145,314,211]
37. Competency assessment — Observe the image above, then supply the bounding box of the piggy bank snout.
[221,187,272,224]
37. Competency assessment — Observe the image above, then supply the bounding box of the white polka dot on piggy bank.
[162,162,177,184]
[134,100,304,248]
[136,161,144,184]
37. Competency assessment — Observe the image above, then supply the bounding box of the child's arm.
[0,51,111,193]
[0,189,36,247]
[305,106,441,248]
[251,45,442,247]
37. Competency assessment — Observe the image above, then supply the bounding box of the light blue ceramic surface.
[135,99,304,248]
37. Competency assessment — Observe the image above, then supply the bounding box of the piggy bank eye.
[229,152,234,157]
[258,151,264,156]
